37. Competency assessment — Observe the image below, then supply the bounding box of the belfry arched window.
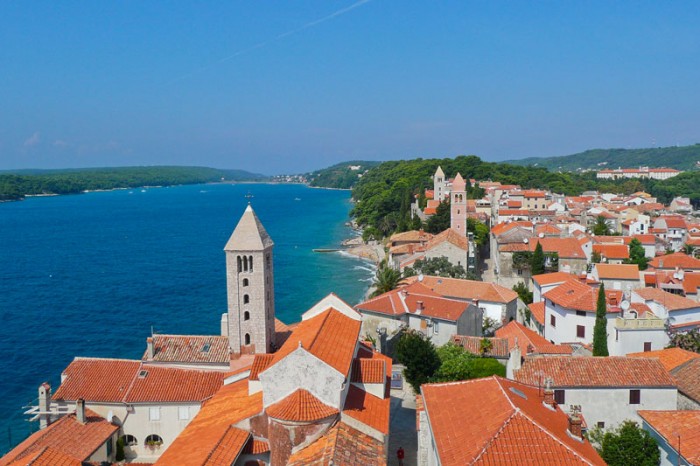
[243,294,250,304]
[244,333,251,345]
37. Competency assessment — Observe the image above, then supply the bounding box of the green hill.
[505,144,700,172]
[306,160,381,189]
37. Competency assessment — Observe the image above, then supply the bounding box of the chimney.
[38,383,51,429]
[543,378,555,408]
[568,406,583,440]
[506,341,522,379]
[146,337,155,360]
[416,301,424,313]
[76,398,86,424]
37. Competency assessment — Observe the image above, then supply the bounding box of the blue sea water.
[0,183,373,453]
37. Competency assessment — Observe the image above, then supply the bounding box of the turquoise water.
[0,183,373,453]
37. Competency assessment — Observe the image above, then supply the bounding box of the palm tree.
[371,264,403,297]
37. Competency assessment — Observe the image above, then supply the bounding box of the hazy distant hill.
[307,160,381,189]
[505,144,700,172]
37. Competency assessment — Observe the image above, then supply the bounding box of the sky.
[1,1,699,174]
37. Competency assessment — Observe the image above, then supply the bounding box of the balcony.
[615,316,665,330]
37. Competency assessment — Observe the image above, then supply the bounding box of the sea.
[0,182,374,453]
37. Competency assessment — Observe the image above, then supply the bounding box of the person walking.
[397,446,405,466]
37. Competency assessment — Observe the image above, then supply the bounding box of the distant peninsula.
[0,166,267,201]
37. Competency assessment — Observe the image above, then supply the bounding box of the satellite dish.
[523,238,529,244]
[538,233,545,238]
[418,273,424,282]
[620,300,630,311]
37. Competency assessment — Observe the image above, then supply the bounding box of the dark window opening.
[244,333,251,345]
[629,389,640,404]
[554,389,565,404]
[244,311,250,321]
[576,325,585,338]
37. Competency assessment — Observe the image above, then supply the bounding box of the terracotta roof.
[351,358,386,384]
[274,318,294,348]
[389,230,433,244]
[5,448,82,466]
[53,358,224,404]
[496,321,573,355]
[649,252,700,270]
[634,288,700,311]
[534,224,562,236]
[515,357,676,388]
[628,347,700,372]
[0,410,118,466]
[452,335,510,358]
[544,280,597,312]
[267,307,362,377]
[202,426,249,466]
[249,354,274,381]
[523,190,546,198]
[426,228,468,251]
[287,421,386,466]
[342,385,390,435]
[356,282,471,322]
[632,234,656,245]
[242,438,270,455]
[403,275,518,303]
[528,302,545,324]
[532,272,580,286]
[266,389,339,422]
[594,263,640,280]
[639,411,700,465]
[490,221,533,237]
[658,216,687,229]
[143,335,230,364]
[671,358,700,403]
[421,377,604,466]
[503,238,587,259]
[154,380,263,466]
[683,273,700,294]
[593,244,629,260]
[498,209,531,216]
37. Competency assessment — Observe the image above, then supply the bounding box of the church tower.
[433,166,446,201]
[450,173,467,235]
[223,205,276,355]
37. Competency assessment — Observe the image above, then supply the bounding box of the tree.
[531,242,545,276]
[593,283,609,356]
[425,200,450,233]
[593,216,611,236]
[512,282,533,304]
[467,218,490,246]
[371,264,403,297]
[591,250,602,264]
[431,342,505,382]
[668,328,700,352]
[410,214,423,231]
[601,421,660,466]
[682,243,696,256]
[394,330,441,393]
[626,238,649,270]
[410,256,468,279]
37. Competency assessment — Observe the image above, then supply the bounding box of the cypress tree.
[593,283,609,356]
[531,242,545,275]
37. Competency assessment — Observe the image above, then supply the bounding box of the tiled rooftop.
[143,335,230,364]
[342,385,390,435]
[649,252,700,270]
[452,335,510,358]
[404,275,518,303]
[544,280,597,312]
[495,321,572,355]
[671,358,700,403]
[594,263,641,280]
[351,358,386,384]
[634,288,700,311]
[266,389,339,422]
[638,410,700,465]
[628,347,700,372]
[287,421,386,466]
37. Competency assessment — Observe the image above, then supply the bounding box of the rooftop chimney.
[146,337,155,360]
[543,378,555,408]
[416,301,424,313]
[568,406,583,440]
[76,398,86,425]
[38,382,51,429]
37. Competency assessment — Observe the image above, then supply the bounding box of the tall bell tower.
[223,204,275,355]
[451,172,467,235]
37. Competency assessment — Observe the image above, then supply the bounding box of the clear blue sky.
[1,1,699,174]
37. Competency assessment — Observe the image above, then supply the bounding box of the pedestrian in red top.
[397,446,405,466]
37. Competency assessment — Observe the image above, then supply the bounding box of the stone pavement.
[387,365,418,466]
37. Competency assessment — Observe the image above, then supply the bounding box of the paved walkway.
[387,367,418,466]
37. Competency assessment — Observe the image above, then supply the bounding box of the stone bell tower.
[450,172,467,235]
[223,204,276,355]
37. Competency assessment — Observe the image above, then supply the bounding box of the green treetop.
[593,283,609,356]
[531,242,546,276]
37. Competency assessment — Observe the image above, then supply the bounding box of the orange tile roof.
[242,438,270,455]
[503,238,587,259]
[496,321,573,355]
[0,410,118,466]
[389,230,433,244]
[490,221,533,237]
[342,385,390,435]
[5,447,82,466]
[659,216,688,229]
[356,282,470,322]
[544,280,597,312]
[287,421,386,466]
[594,263,640,280]
[351,358,386,384]
[154,380,263,466]
[591,235,630,244]
[534,224,562,236]
[421,377,604,466]
[649,252,700,270]
[452,335,510,358]
[52,358,224,404]
[532,271,580,286]
[201,426,250,466]
[632,234,656,244]
[516,357,676,388]
[628,347,700,372]
[671,358,700,403]
[523,190,546,198]
[426,228,469,251]
[683,273,700,294]
[403,275,518,303]
[498,209,531,216]
[528,302,545,324]
[634,288,700,311]
[638,411,700,464]
[249,354,274,381]
[266,389,339,422]
[143,335,229,364]
[592,243,629,260]
[267,307,361,377]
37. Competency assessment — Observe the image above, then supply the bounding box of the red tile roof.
[202,426,250,466]
[266,389,339,422]
[503,238,587,259]
[421,377,604,465]
[544,280,597,312]
[342,385,390,435]
[403,275,518,303]
[249,354,274,381]
[389,230,433,244]
[490,221,533,237]
[515,357,676,388]
[143,335,229,364]
[5,448,82,466]
[287,422,386,466]
[634,288,700,311]
[628,347,700,372]
[532,271,580,286]
[632,234,656,245]
[452,335,510,358]
[638,411,700,465]
[592,244,629,260]
[649,252,700,270]
[594,263,640,280]
[426,228,469,251]
[495,321,572,355]
[0,410,118,466]
[528,302,545,324]
[52,358,224,404]
[351,358,386,384]
[671,358,700,403]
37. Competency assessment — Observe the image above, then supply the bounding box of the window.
[244,333,251,345]
[120,434,137,446]
[237,256,242,273]
[178,406,190,421]
[629,389,641,405]
[597,421,605,429]
[106,438,113,456]
[242,278,249,287]
[644,342,652,352]
[145,434,163,446]
[550,315,556,327]
[517,268,523,276]
[244,311,250,321]
[554,389,565,404]
[249,255,253,272]
[243,294,250,304]
[149,407,160,421]
[433,321,439,334]
[576,325,585,338]
[576,310,586,317]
